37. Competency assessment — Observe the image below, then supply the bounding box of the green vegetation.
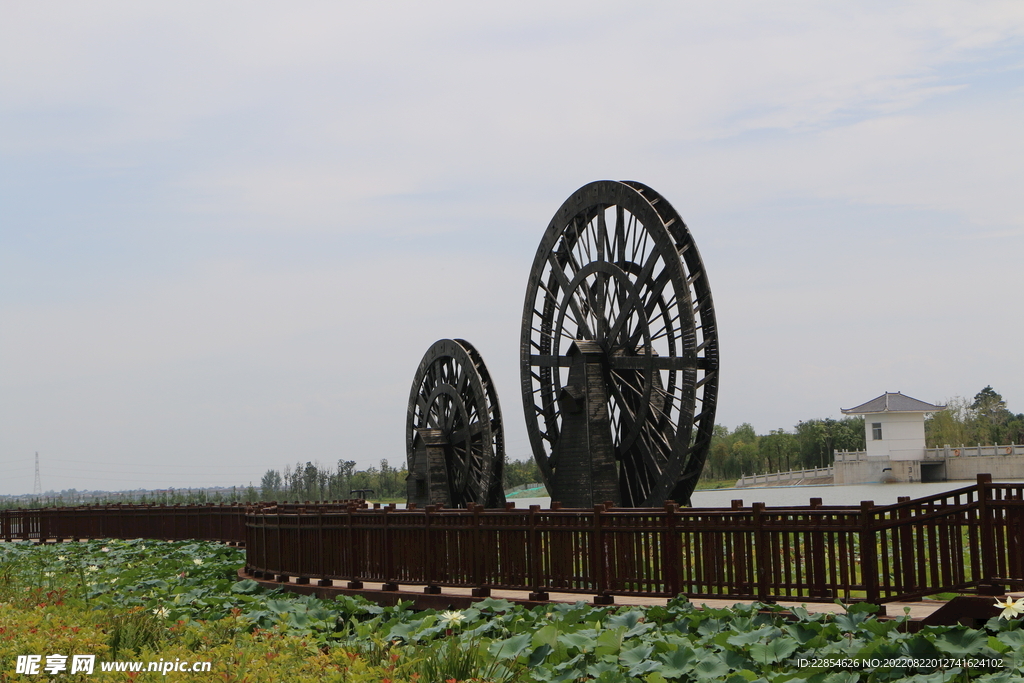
[3,540,1024,681]
[926,386,1024,449]
[256,457,544,504]
[0,486,259,510]
[701,419,865,482]
[693,478,737,491]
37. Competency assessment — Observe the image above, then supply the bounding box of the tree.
[792,417,863,469]
[794,421,822,469]
[926,388,1020,447]
[972,386,1013,444]
[333,460,356,499]
[759,429,796,472]
[503,457,542,489]
[259,469,282,500]
[926,396,973,447]
[972,386,1008,418]
[703,423,764,480]
[379,459,398,498]
[301,462,319,500]
[815,419,843,468]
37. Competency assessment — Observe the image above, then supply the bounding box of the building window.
[872,423,882,440]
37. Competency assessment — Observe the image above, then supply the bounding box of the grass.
[694,478,737,490]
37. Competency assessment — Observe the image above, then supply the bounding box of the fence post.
[314,508,327,586]
[895,497,915,598]
[343,504,361,589]
[860,501,878,604]
[809,498,828,599]
[471,503,490,597]
[528,505,548,601]
[268,508,279,580]
[977,473,1003,594]
[664,502,682,597]
[243,507,253,576]
[259,507,269,579]
[381,506,397,591]
[753,502,769,601]
[423,505,439,594]
[293,506,308,584]
[275,508,289,583]
[261,507,270,579]
[593,504,613,604]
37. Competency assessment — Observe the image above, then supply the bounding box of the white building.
[835,392,945,483]
[842,392,945,461]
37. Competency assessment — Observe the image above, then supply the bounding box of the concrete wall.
[885,459,921,482]
[834,449,1024,485]
[736,467,833,488]
[834,457,894,485]
[946,454,1024,480]
[764,444,1024,487]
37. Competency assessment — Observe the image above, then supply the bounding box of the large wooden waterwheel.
[520,181,719,507]
[406,339,505,508]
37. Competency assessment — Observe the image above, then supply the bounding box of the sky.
[2,2,1023,496]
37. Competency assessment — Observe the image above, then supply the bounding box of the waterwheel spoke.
[545,255,593,340]
[605,249,662,347]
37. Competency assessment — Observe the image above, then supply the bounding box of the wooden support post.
[424,504,436,594]
[470,503,491,597]
[807,498,829,600]
[860,501,878,604]
[592,503,614,604]
[664,502,682,597]
[382,506,396,592]
[753,502,769,601]
[528,505,549,601]
[977,473,1004,594]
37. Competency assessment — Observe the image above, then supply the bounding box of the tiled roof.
[841,392,945,414]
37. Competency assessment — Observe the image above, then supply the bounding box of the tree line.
[257,456,544,502]
[0,486,261,510]
[700,417,866,481]
[925,386,1024,448]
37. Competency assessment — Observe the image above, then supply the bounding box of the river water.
[506,478,1024,509]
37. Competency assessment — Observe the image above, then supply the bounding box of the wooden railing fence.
[0,501,352,544]
[4,476,1022,604]
[0,503,249,543]
[244,475,1024,604]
